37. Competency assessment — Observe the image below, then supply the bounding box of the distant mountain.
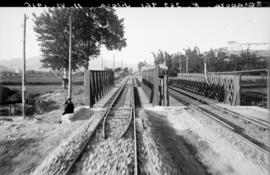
[1,56,139,73]
[0,56,47,72]
[0,65,14,72]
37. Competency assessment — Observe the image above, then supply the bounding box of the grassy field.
[0,75,84,85]
[4,85,84,96]
[0,74,84,116]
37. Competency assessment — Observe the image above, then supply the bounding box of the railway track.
[169,86,270,166]
[170,86,270,129]
[63,76,138,175]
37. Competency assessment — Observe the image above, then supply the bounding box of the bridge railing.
[170,73,241,105]
[84,70,114,107]
[170,69,269,107]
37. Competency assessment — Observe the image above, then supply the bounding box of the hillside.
[0,65,14,72]
[1,56,138,72]
[0,56,46,71]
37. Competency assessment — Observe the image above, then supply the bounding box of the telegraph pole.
[179,56,181,74]
[68,9,72,100]
[22,14,26,119]
[186,55,189,73]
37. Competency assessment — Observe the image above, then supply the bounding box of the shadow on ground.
[72,108,95,121]
[0,138,40,175]
[145,110,211,175]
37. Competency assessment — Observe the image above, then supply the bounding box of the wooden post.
[186,55,189,73]
[164,75,169,106]
[179,56,181,74]
[267,65,270,109]
[92,71,96,103]
[90,71,94,106]
[22,14,26,119]
[68,9,72,100]
[84,70,90,106]
[153,69,159,106]
[97,72,100,100]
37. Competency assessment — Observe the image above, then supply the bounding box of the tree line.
[138,47,268,76]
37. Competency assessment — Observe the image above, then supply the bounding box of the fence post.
[164,75,169,106]
[84,70,90,106]
[153,69,159,106]
[97,72,101,100]
[90,71,93,106]
[101,72,104,96]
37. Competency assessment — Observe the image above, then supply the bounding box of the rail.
[169,86,270,161]
[64,76,138,175]
[64,79,127,175]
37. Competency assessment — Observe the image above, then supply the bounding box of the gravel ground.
[0,112,87,175]
[136,109,181,175]
[0,86,89,175]
[169,88,270,148]
[72,118,135,175]
[200,104,270,148]
[69,78,135,175]
[113,86,130,108]
[81,137,134,175]
[31,110,106,175]
[107,116,131,138]
[106,109,132,138]
[148,106,269,175]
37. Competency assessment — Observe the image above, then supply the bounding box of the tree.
[33,7,127,75]
[138,61,147,72]
[152,50,166,66]
[183,47,204,73]
[115,67,122,72]
[123,67,129,73]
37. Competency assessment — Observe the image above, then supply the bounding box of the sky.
[0,7,270,70]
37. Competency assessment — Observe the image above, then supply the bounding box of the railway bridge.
[33,68,270,175]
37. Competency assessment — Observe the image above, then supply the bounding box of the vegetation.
[0,75,84,85]
[33,7,127,73]
[151,47,268,76]
[138,61,147,72]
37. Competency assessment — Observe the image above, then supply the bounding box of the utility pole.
[179,56,181,74]
[68,9,72,100]
[186,55,189,73]
[204,55,209,85]
[22,14,26,119]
